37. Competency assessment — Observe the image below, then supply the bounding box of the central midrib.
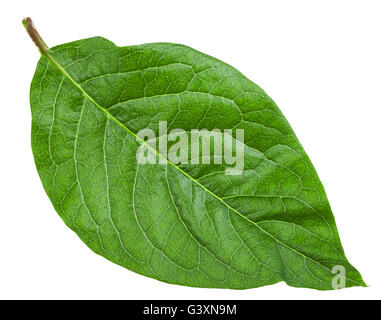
[42,49,360,285]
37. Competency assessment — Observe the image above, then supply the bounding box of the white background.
[1,0,380,300]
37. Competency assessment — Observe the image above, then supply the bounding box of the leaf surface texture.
[30,37,365,289]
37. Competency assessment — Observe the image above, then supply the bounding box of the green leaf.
[25,18,365,290]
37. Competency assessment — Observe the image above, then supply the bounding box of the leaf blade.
[29,37,365,289]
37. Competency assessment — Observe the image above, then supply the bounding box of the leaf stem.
[22,17,49,54]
